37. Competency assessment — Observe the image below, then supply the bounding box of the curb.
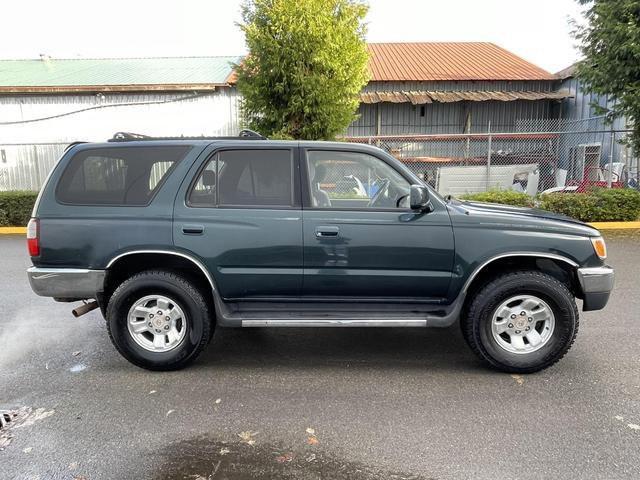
[0,227,26,234]
[589,221,640,230]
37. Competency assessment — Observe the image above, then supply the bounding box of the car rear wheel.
[462,270,579,373]
[106,270,212,371]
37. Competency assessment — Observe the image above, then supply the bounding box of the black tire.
[461,271,579,373]
[106,270,213,371]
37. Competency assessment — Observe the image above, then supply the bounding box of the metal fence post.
[607,127,615,188]
[486,121,492,190]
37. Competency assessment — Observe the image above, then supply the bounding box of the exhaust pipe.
[72,300,98,318]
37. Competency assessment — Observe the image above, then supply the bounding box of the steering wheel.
[367,178,390,208]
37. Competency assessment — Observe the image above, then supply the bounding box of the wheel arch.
[461,253,581,315]
[101,250,218,314]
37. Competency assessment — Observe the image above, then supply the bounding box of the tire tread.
[462,270,579,374]
[106,269,212,371]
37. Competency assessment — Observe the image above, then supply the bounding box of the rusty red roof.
[367,42,554,82]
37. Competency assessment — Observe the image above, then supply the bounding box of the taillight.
[27,218,40,257]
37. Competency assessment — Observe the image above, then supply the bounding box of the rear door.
[301,147,454,300]
[173,144,303,300]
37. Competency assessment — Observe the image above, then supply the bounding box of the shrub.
[0,191,38,226]
[459,190,535,208]
[460,187,640,222]
[539,188,640,222]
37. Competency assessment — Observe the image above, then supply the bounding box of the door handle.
[315,226,340,238]
[181,225,204,235]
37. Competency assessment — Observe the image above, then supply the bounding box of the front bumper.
[27,267,105,300]
[577,266,614,311]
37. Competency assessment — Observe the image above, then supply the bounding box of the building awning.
[359,89,572,105]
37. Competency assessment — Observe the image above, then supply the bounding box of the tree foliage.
[235,0,369,140]
[575,0,640,152]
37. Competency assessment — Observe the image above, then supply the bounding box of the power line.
[0,92,212,125]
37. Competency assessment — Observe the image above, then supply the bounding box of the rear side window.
[188,149,294,207]
[56,146,191,206]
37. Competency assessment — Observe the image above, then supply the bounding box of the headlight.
[590,236,607,260]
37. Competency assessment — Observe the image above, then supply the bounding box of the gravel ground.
[0,231,638,480]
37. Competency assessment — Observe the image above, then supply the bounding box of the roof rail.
[64,141,88,151]
[108,129,267,142]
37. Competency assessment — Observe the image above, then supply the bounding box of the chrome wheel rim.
[127,295,187,353]
[491,295,555,354]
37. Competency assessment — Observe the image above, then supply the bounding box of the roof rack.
[108,129,266,142]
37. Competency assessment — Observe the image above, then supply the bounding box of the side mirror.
[410,184,432,211]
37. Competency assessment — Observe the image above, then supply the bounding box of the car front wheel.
[462,270,579,373]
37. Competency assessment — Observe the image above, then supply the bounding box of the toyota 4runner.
[27,132,614,372]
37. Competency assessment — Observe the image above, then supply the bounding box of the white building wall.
[0,88,242,190]
[0,88,241,144]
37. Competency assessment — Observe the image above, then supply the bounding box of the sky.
[0,0,586,73]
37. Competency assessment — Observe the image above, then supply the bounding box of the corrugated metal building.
[0,44,568,144]
[0,56,241,190]
[555,63,633,180]
[556,63,627,130]
[0,56,242,143]
[0,44,572,190]
[347,43,569,136]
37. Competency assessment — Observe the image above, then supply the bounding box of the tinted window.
[57,146,190,206]
[188,158,217,206]
[189,149,293,207]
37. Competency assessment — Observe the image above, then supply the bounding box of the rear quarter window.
[56,146,191,206]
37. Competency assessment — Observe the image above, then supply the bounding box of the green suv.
[26,132,614,372]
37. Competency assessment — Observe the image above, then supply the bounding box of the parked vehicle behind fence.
[26,131,614,372]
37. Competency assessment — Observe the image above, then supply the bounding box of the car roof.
[69,138,386,155]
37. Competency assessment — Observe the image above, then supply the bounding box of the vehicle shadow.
[193,324,484,373]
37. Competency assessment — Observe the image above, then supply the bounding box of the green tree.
[574,0,640,152]
[235,0,369,140]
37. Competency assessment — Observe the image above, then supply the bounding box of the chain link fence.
[345,120,638,197]
[1,118,638,198]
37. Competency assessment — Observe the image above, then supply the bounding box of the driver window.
[306,151,411,209]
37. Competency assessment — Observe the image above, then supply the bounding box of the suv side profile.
[27,133,614,372]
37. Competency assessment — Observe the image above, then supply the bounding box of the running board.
[214,297,465,328]
[241,319,428,327]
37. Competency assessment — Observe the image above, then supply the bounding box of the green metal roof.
[0,56,242,92]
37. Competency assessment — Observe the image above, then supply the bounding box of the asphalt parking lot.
[1,231,639,480]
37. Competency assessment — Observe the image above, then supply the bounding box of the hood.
[449,198,599,235]
[460,200,584,224]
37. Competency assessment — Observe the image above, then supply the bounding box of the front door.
[174,145,303,300]
[302,147,454,300]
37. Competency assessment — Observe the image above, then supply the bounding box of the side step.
[242,319,427,327]
[214,298,465,329]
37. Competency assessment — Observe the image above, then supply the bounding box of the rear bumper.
[577,266,614,311]
[27,267,105,300]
